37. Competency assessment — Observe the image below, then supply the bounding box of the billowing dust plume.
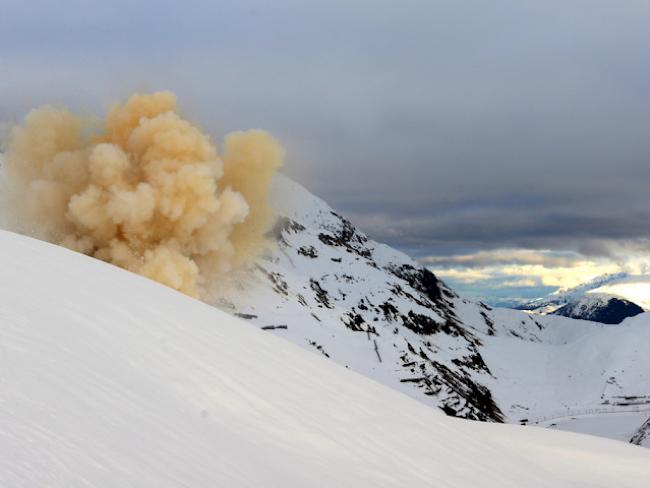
[2,91,283,298]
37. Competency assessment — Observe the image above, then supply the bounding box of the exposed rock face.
[215,175,559,422]
[631,416,650,447]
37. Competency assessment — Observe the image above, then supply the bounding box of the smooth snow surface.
[1,230,649,487]
[543,412,650,442]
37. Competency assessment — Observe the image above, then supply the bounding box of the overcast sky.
[2,0,650,302]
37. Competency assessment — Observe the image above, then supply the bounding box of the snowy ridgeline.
[213,174,650,446]
[0,230,649,487]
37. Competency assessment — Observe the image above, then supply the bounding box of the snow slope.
[546,412,650,443]
[1,230,650,487]
[480,311,650,425]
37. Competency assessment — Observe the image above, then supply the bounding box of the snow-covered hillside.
[215,175,650,445]
[216,175,543,421]
[480,312,650,446]
[1,229,650,487]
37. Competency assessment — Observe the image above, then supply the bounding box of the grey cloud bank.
[2,0,650,299]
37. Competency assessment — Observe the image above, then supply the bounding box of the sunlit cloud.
[496,278,540,288]
[497,263,621,289]
[432,268,495,284]
[424,248,649,296]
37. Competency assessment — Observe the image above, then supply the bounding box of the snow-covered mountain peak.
[212,174,650,447]
[550,293,644,324]
[518,271,648,324]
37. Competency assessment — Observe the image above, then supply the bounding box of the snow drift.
[0,229,649,487]
[1,92,283,297]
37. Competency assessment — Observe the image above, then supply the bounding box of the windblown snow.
[0,229,649,486]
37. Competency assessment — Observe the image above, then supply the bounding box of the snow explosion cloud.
[2,92,283,298]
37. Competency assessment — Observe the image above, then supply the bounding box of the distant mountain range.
[516,272,649,324]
